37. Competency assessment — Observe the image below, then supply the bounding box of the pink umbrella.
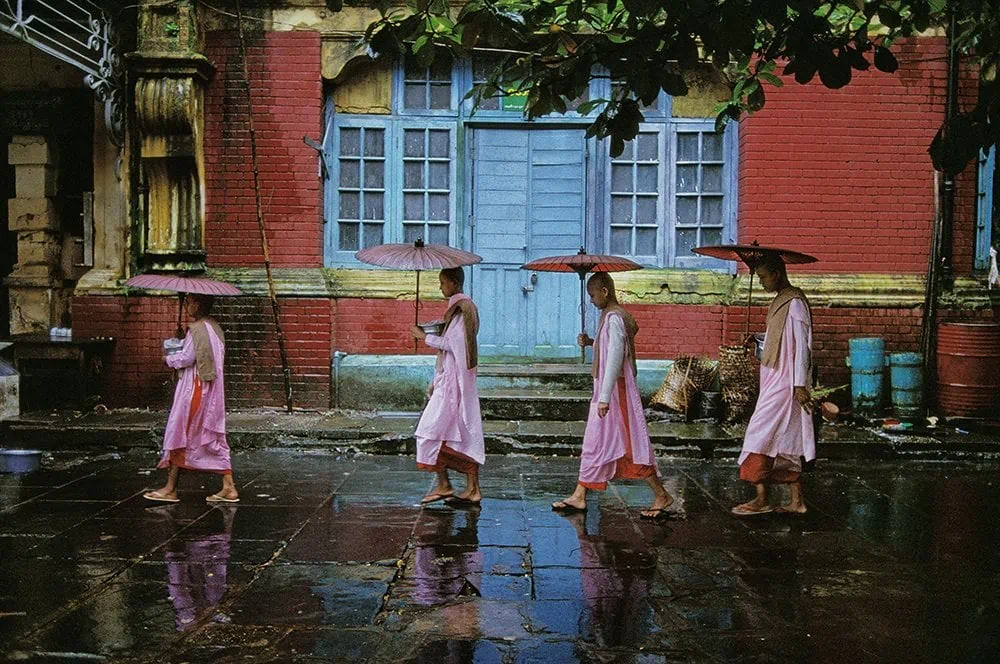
[125,274,242,338]
[355,239,482,351]
[522,248,643,363]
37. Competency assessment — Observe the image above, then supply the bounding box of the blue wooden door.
[471,128,587,358]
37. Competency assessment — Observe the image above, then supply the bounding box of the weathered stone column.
[127,0,213,272]
[5,135,70,334]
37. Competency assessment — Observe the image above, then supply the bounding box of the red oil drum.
[936,322,1000,417]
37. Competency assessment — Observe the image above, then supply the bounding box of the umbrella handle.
[579,272,586,364]
[744,269,754,338]
[414,270,420,354]
[176,293,186,339]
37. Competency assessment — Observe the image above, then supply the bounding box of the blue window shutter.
[976,146,995,271]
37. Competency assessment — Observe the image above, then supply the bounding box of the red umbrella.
[691,241,818,337]
[355,239,482,351]
[522,248,643,363]
[125,274,242,338]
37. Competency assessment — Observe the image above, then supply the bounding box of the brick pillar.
[4,135,70,334]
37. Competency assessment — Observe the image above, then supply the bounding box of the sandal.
[143,491,180,504]
[551,500,587,513]
[206,493,239,503]
[420,492,454,505]
[444,495,481,506]
[730,504,774,517]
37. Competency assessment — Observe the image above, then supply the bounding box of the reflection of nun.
[564,511,652,647]
[413,508,482,606]
[164,506,236,630]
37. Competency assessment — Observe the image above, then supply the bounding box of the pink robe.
[738,298,815,469]
[159,320,231,473]
[579,311,658,486]
[414,293,486,468]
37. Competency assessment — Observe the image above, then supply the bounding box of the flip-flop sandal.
[639,508,676,520]
[143,491,180,503]
[420,492,453,505]
[551,500,587,513]
[206,493,240,503]
[444,496,481,506]
[730,504,774,517]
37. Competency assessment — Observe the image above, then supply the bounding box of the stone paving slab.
[1,449,1000,662]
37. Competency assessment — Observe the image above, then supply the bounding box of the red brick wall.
[72,296,332,410]
[72,296,179,408]
[631,305,725,358]
[203,30,324,268]
[738,37,982,276]
[333,299,450,356]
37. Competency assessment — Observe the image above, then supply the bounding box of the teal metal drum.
[848,337,885,413]
[889,352,923,420]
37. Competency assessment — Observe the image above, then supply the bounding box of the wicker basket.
[718,343,759,422]
[651,356,718,414]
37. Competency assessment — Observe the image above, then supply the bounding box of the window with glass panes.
[335,126,386,252]
[403,127,453,245]
[609,131,661,259]
[673,129,726,261]
[403,56,453,111]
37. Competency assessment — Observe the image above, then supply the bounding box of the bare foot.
[216,487,239,501]
[776,502,807,515]
[731,499,774,516]
[143,488,179,503]
[452,487,482,503]
[421,484,455,504]
[552,496,587,512]
[640,492,675,518]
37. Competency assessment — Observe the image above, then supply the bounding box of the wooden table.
[7,333,116,408]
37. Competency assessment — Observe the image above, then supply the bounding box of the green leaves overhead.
[361,1,1000,175]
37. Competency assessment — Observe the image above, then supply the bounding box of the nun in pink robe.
[411,268,485,506]
[144,294,238,504]
[551,273,673,518]
[733,255,814,517]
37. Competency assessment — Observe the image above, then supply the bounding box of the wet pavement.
[2,450,999,663]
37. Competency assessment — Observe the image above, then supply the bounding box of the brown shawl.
[591,304,639,379]
[760,286,810,369]
[442,297,479,370]
[189,318,225,382]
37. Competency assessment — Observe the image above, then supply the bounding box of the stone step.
[476,363,594,392]
[479,388,591,421]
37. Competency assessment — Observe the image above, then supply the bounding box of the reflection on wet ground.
[2,451,1000,662]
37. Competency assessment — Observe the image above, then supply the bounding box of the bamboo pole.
[235,0,294,412]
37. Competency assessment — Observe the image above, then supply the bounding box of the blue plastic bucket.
[889,352,923,420]
[848,337,885,413]
[0,449,42,473]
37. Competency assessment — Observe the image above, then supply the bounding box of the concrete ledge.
[4,409,1000,462]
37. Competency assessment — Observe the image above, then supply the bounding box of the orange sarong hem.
[580,379,655,491]
[417,444,480,474]
[739,452,800,484]
[157,448,231,475]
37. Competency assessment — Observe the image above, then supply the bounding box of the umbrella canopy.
[356,239,482,271]
[355,239,483,352]
[521,248,643,363]
[125,274,242,296]
[522,250,643,274]
[125,274,242,338]
[691,243,818,269]
[691,241,818,337]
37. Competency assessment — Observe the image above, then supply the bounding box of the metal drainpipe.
[940,7,960,290]
[331,351,348,409]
